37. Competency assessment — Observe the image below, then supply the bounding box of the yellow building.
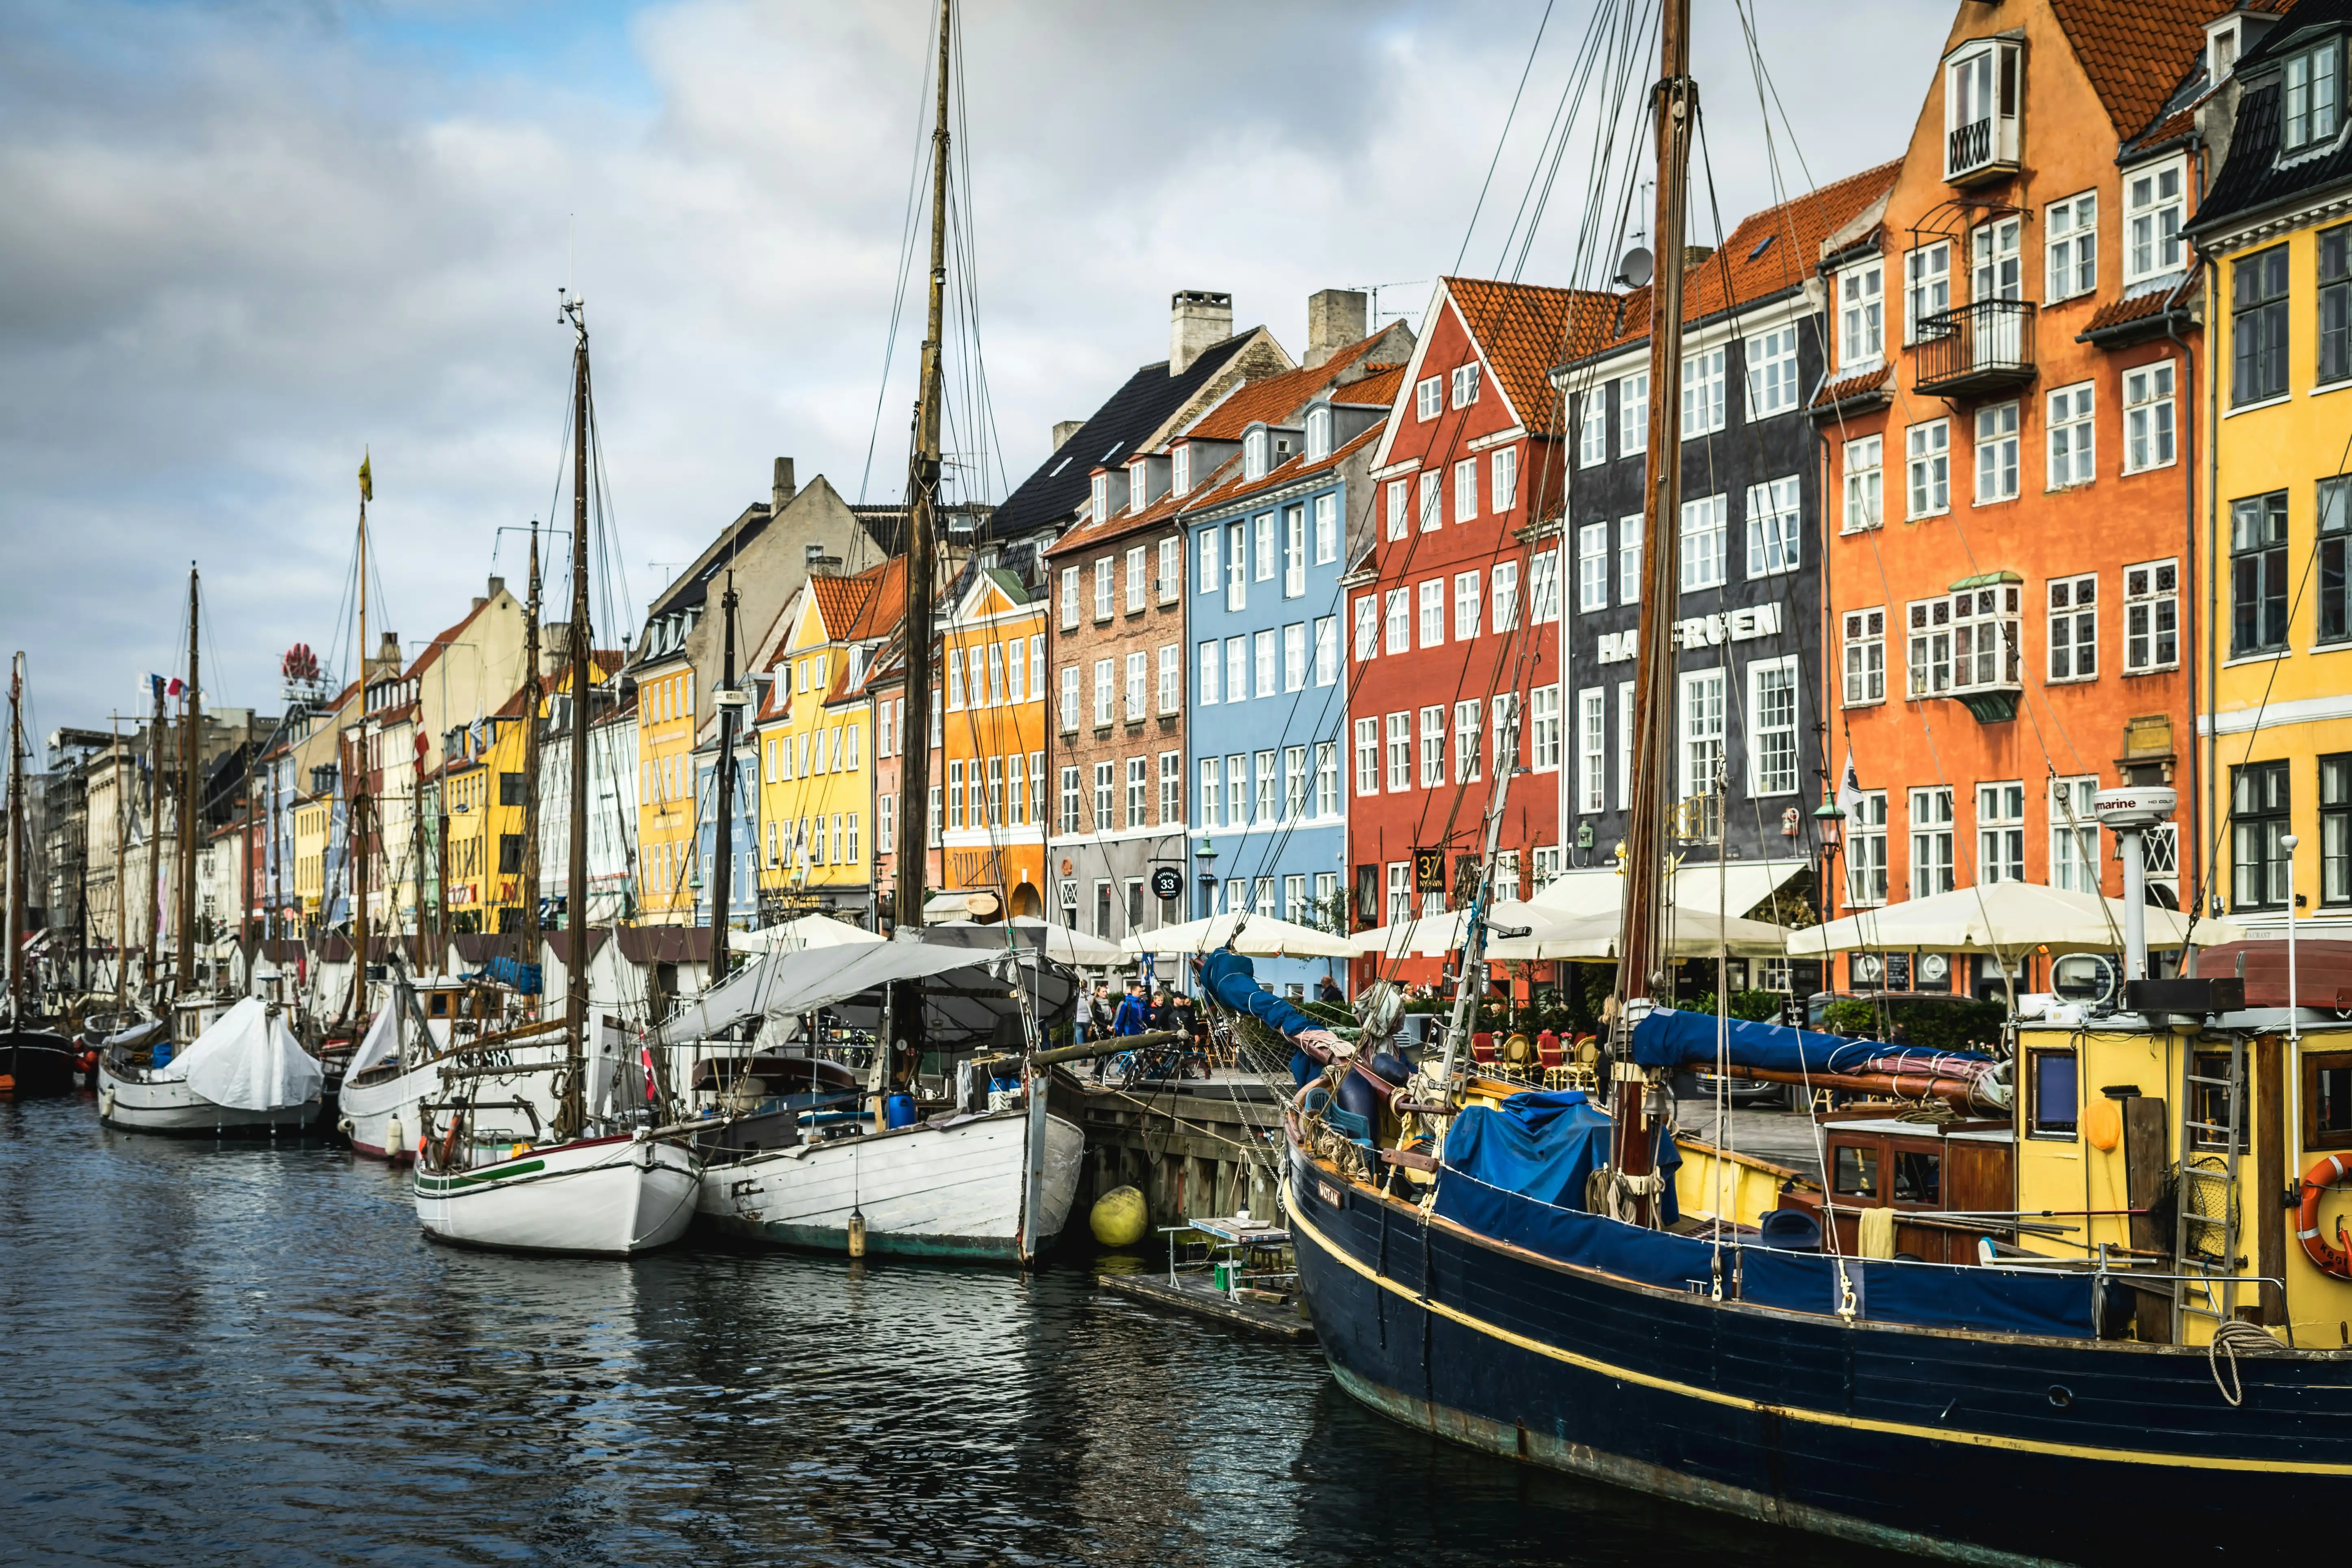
[636,648,698,924]
[2194,22,2352,935]
[293,794,330,923]
[749,560,901,926]
[936,566,1047,920]
[438,687,535,933]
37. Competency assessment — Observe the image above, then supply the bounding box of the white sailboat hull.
[97,1062,320,1136]
[697,1106,1084,1262]
[413,1133,700,1256]
[338,1044,566,1162]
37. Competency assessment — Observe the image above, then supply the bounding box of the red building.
[1346,278,1613,987]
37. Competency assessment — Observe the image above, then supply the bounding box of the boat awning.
[649,933,1076,1051]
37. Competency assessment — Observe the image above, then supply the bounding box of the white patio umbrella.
[1784,881,2243,957]
[1123,911,1358,959]
[1483,906,1794,962]
[733,915,886,954]
[1352,901,1554,958]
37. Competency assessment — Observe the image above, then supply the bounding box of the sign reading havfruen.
[1596,600,1783,664]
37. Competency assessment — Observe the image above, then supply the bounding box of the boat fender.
[2297,1153,2352,1278]
[1336,1064,1386,1129]
[385,1115,403,1154]
[100,1085,116,1120]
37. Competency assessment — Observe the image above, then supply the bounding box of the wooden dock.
[1052,1067,1291,1230]
[1094,1270,1315,1340]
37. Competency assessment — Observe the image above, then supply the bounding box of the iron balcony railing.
[1949,117,1991,175]
[1913,299,2037,398]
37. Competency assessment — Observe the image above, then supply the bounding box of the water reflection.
[5,1099,1900,1567]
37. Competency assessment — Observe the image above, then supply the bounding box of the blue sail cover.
[1198,950,1315,1037]
[1441,1091,1681,1223]
[467,955,543,996]
[1629,1006,1990,1078]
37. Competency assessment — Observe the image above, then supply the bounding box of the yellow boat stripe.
[1287,1201,2352,1475]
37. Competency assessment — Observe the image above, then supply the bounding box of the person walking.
[1316,974,1343,1006]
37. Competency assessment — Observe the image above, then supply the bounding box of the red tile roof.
[1442,277,1621,428]
[1811,367,1892,408]
[1330,365,1406,409]
[1181,334,1393,441]
[2048,0,2276,142]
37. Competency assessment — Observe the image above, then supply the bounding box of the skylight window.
[1747,233,1775,262]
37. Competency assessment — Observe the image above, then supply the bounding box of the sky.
[0,0,1954,742]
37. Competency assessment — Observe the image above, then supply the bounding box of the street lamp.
[1812,789,1846,922]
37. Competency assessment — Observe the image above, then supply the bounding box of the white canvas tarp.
[172,997,324,1111]
[347,1003,399,1077]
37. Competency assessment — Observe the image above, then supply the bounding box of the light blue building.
[1179,363,1399,998]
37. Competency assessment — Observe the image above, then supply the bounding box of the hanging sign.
[1150,866,1184,900]
[1413,848,1447,893]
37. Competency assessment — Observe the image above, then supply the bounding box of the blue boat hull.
[1287,1146,2352,1565]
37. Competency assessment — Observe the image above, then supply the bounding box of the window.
[1197,527,1218,598]
[1006,640,1024,705]
[1059,665,1080,731]
[1253,629,1275,697]
[1284,745,1308,818]
[1840,434,1883,534]
[2326,755,2352,905]
[2230,491,2289,655]
[1953,583,2019,692]
[1158,537,1181,603]
[1904,242,1951,343]
[1199,755,1222,828]
[1491,692,1519,775]
[1315,742,1339,818]
[985,759,1005,827]
[1491,445,1520,512]
[1059,565,1079,628]
[1454,458,1478,523]
[1126,757,1148,828]
[1576,524,1608,611]
[1617,515,1642,603]
[1417,375,1443,420]
[1679,494,1727,591]
[1451,362,1481,408]
[1848,792,1888,907]
[1254,751,1277,822]
[1254,513,1275,581]
[2124,559,2181,670]
[1354,718,1379,796]
[2050,775,2100,893]
[1418,471,1441,532]
[1282,874,1307,926]
[1093,659,1115,727]
[1094,557,1115,620]
[1907,420,1950,518]
[1353,596,1377,663]
[1749,658,1799,796]
[1196,641,1220,708]
[1843,608,1886,705]
[2233,245,2291,406]
[1092,761,1115,829]
[1226,522,1246,611]
[1057,767,1079,834]
[1577,687,1606,812]
[1384,588,1409,655]
[1744,475,1801,577]
[1385,479,1408,541]
[2285,37,2343,152]
[1386,861,1410,923]
[1525,548,1560,623]
[2327,479,2352,646]
[1616,682,1634,808]
[1946,39,2018,177]
[946,760,967,831]
[1283,505,1306,596]
[1681,345,1727,438]
[1124,651,1147,721]
[1839,262,1884,369]
[2326,228,2352,387]
[2048,574,2097,682]
[1386,711,1410,791]
[1315,616,1337,685]
[2309,1049,2352,1152]
[1679,672,1725,836]
[1909,787,1956,897]
[2126,158,2187,284]
[1419,579,1445,647]
[985,643,1006,706]
[2233,761,2291,909]
[1619,371,1649,455]
[1158,643,1180,713]
[1907,596,1953,697]
[1492,560,1519,631]
[1243,429,1269,481]
[1977,781,2026,883]
[1090,473,1109,523]
[2030,1050,2080,1140]
[1314,493,1338,564]
[1172,443,1192,497]
[1453,699,1482,783]
[946,648,966,710]
[1282,622,1306,692]
[1454,571,1481,641]
[1578,392,1608,466]
[1419,706,1445,787]
[2121,359,2176,473]
[1744,325,1798,417]
[1227,753,1247,821]
[2046,383,2094,490]
[1974,402,2019,503]
[2045,192,2096,302]
[1305,407,1331,462]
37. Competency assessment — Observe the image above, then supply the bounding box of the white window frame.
[2124,156,2187,286]
[1532,685,1562,773]
[1125,650,1148,721]
[1847,791,1888,908]
[1226,637,1246,705]
[1254,512,1275,582]
[1419,579,1445,647]
[1839,261,1885,371]
[2047,572,2098,683]
[1416,375,1443,421]
[1454,570,1481,642]
[1282,622,1306,692]
[1158,536,1181,603]
[2046,383,2095,490]
[1314,492,1338,564]
[2123,359,2176,474]
[1158,642,1180,713]
[1454,458,1478,524]
[1909,786,1957,898]
[1198,640,1219,706]
[2050,774,2101,894]
[2124,558,2180,672]
[1060,664,1081,731]
[1904,242,1951,345]
[1491,559,1519,631]
[1619,371,1649,455]
[1577,523,1609,612]
[1314,615,1337,686]
[1744,325,1799,418]
[1618,514,1642,604]
[1843,434,1883,533]
[1681,345,1727,440]
[1907,419,1950,518]
[1354,717,1379,796]
[1059,565,1080,629]
[1283,505,1306,596]
[1418,471,1441,532]
[1744,475,1801,578]
[1093,658,1115,727]
[1253,628,1276,697]
[1974,401,2020,504]
[1354,595,1378,663]
[1386,712,1411,792]
[1384,588,1409,655]
[2045,191,2097,303]
[1747,655,1800,797]
[1577,686,1606,813]
[1491,445,1520,511]
[1385,478,1408,541]
[1679,493,1728,592]
[1451,362,1481,408]
[1419,705,1445,788]
[1530,548,1562,623]
[1577,390,1608,467]
[1978,780,2027,884]
[1843,607,1886,707]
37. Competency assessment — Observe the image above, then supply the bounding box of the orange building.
[933,566,1048,920]
[1818,0,2217,993]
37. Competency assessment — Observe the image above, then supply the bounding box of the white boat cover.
[650,936,1077,1049]
[172,997,324,1111]
[347,1003,398,1077]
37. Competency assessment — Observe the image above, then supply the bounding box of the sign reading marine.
[1596,601,1782,665]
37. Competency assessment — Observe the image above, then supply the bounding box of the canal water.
[4,1098,1895,1567]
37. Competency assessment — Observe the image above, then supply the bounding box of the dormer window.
[2285,37,2343,153]
[1128,459,1149,513]
[1306,407,1332,461]
[1090,473,1109,521]
[1172,444,1191,496]
[1244,428,1269,481]
[2209,17,2241,82]
[1943,39,2021,184]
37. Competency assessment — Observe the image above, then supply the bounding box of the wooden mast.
[519,526,542,961]
[146,652,166,998]
[560,293,592,1139]
[709,573,738,985]
[352,461,372,1025]
[1612,0,1696,1221]
[113,722,128,1006]
[178,567,200,995]
[6,655,23,1024]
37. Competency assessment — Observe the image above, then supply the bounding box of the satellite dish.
[1616,245,1654,289]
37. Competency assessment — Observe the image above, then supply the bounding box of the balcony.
[1945,115,2020,185]
[1913,300,2037,399]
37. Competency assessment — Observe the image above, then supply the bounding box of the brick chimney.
[773,456,797,514]
[1169,290,1233,375]
[1305,288,1368,369]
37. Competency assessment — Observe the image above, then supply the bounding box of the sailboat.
[99,568,324,1134]
[685,0,1085,1265]
[1281,6,2352,1559]
[1,653,76,1100]
[410,294,699,1256]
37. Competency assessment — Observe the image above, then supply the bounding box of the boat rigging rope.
[2207,1319,2285,1407]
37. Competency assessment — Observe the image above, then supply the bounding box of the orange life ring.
[2297,1153,2352,1278]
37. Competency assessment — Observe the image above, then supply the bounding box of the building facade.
[935,566,1048,920]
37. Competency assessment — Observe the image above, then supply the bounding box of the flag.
[358,449,373,503]
[1836,748,1868,823]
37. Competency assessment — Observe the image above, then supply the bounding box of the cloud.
[0,0,1950,733]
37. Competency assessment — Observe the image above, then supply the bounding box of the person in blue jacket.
[1111,979,1153,1037]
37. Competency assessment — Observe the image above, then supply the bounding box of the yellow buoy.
[1090,1185,1148,1247]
